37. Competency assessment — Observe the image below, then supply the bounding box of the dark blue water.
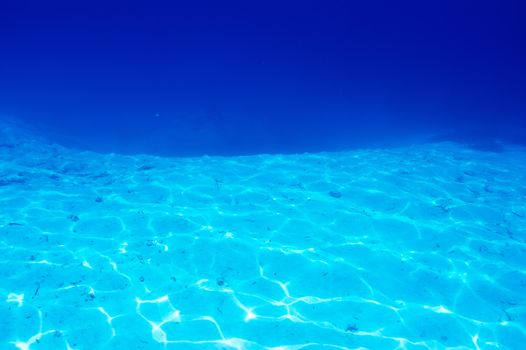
[1,0,525,156]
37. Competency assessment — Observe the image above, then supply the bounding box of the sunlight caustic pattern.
[0,124,525,349]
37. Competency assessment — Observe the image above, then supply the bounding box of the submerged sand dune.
[0,125,525,349]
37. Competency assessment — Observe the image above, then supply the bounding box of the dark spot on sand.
[216,278,225,286]
[329,191,342,198]
[0,177,27,186]
[68,215,79,222]
[33,284,40,299]
[346,324,358,332]
[503,309,513,321]
[138,165,153,171]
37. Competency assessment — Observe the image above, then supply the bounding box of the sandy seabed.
[1,125,525,349]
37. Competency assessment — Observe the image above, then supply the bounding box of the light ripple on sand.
[1,126,526,349]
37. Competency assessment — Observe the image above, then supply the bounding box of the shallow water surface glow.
[0,126,525,350]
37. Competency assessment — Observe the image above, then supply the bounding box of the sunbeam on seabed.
[0,124,525,349]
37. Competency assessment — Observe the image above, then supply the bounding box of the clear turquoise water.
[1,125,525,349]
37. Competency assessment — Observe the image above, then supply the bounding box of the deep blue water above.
[1,0,525,156]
